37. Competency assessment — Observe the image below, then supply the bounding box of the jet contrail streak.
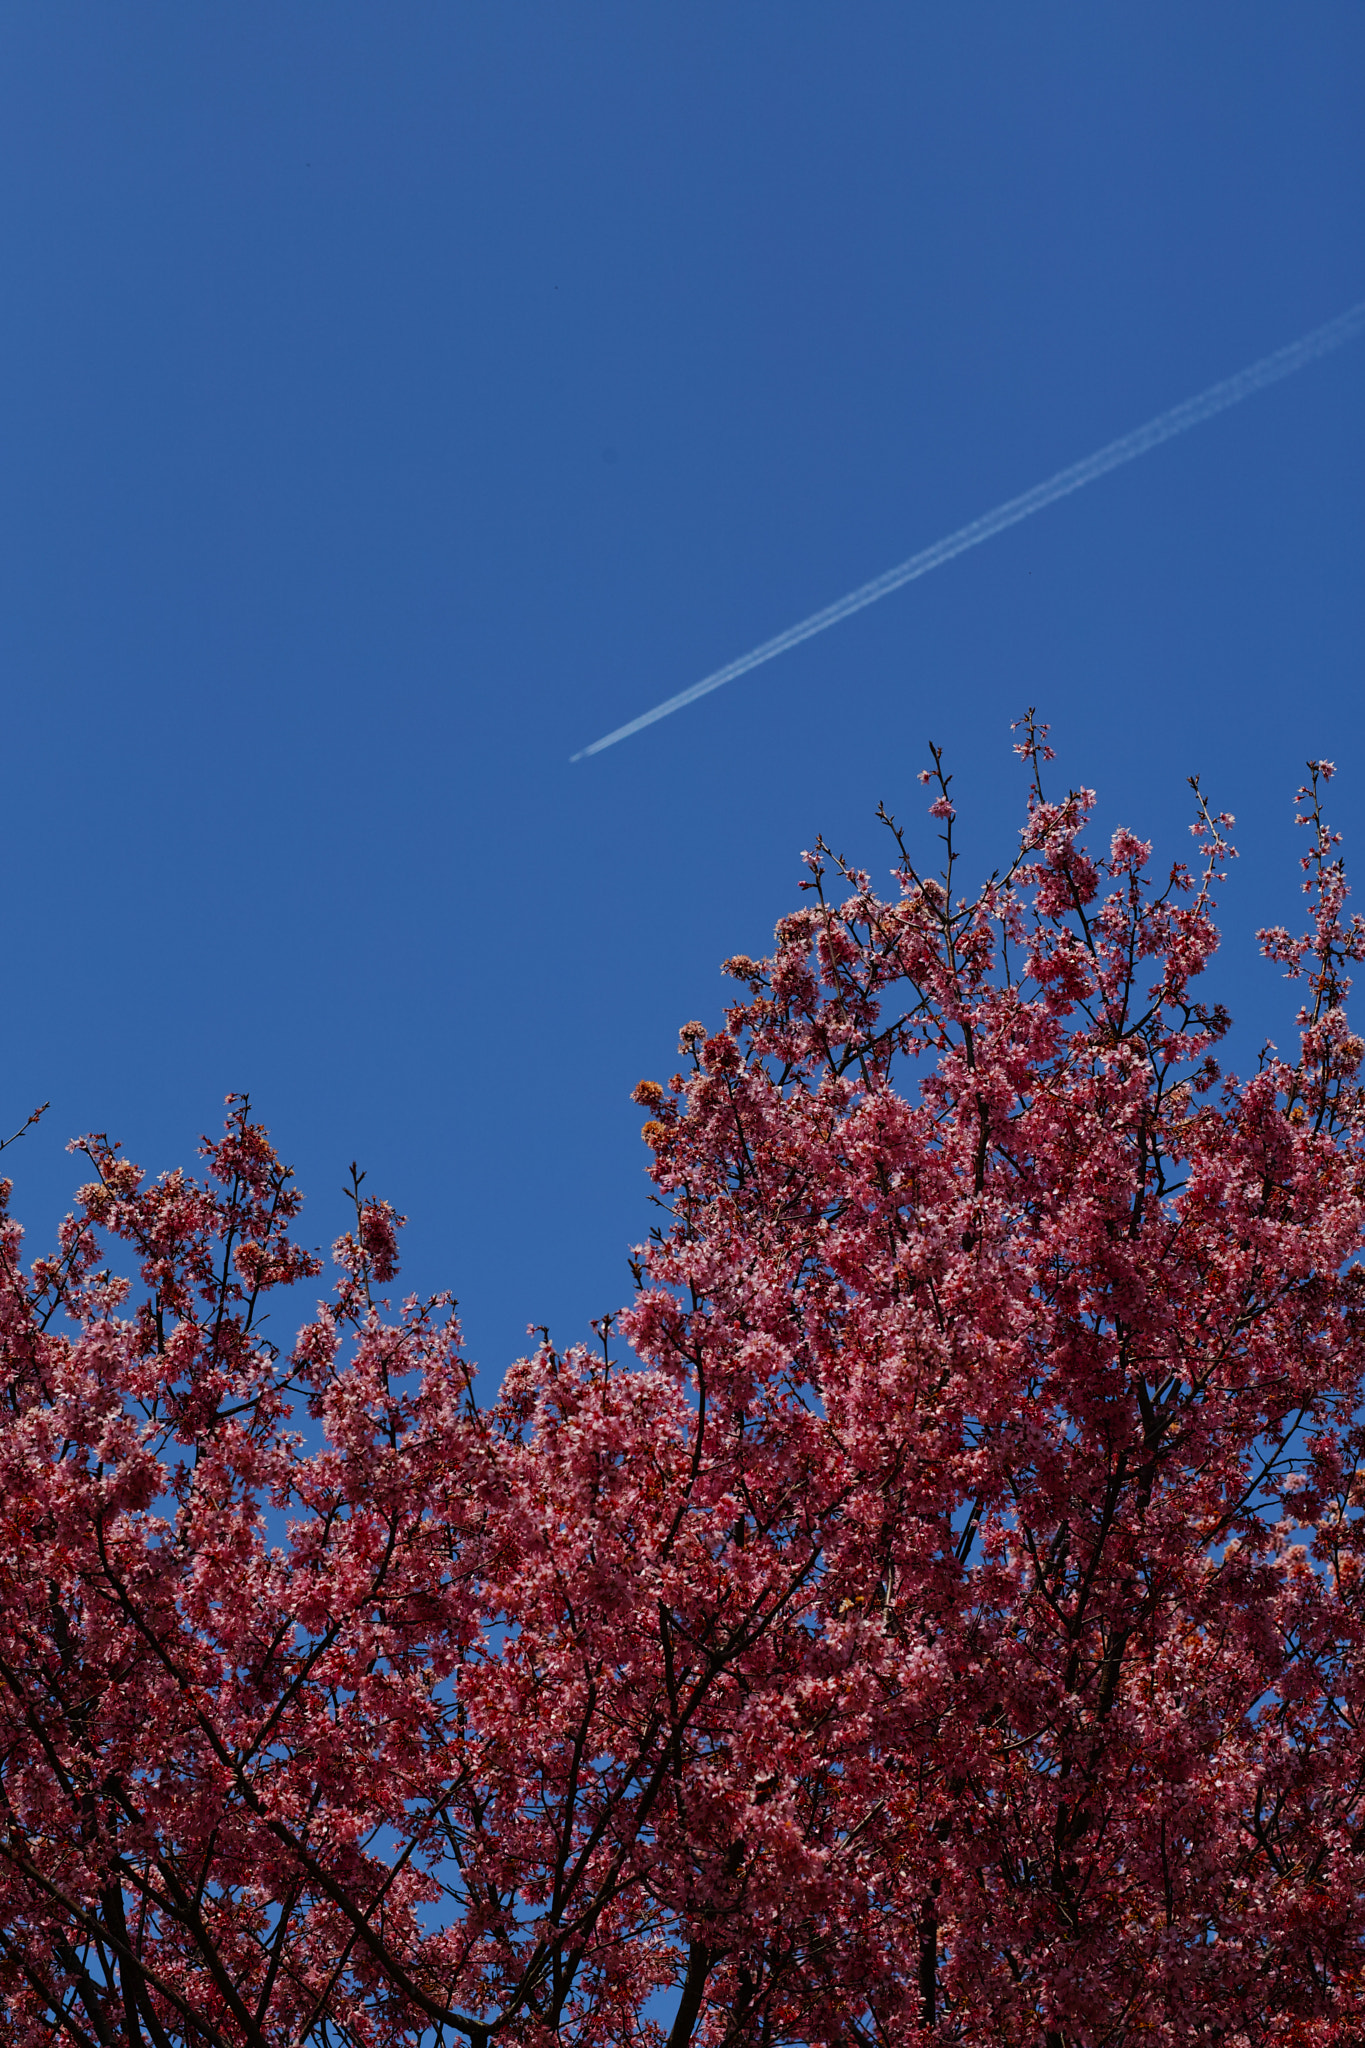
[571,299,1365,761]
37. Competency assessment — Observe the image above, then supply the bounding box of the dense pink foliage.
[3,728,1365,2047]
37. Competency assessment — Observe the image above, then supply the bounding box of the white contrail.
[571,299,1365,761]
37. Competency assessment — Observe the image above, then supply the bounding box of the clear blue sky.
[2,5,1362,1380]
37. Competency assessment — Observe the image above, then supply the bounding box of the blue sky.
[1,5,1362,1381]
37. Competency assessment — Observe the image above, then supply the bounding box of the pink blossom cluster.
[3,732,1365,2046]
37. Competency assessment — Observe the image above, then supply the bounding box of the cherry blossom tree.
[3,722,1365,2047]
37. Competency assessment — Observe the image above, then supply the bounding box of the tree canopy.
[3,726,1364,2047]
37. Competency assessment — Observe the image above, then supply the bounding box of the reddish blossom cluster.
[3,726,1365,2047]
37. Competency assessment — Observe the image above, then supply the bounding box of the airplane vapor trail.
[571,299,1365,761]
